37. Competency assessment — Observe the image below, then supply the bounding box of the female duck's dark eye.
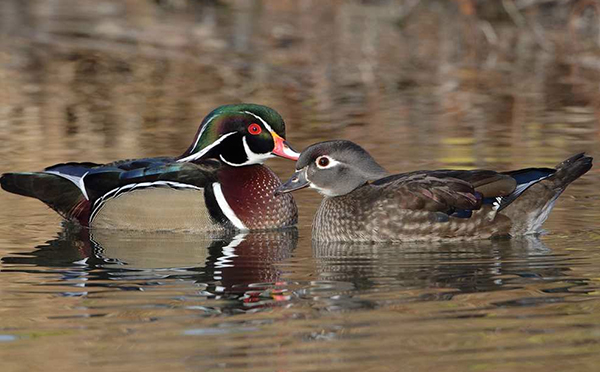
[248,123,262,135]
[317,156,330,168]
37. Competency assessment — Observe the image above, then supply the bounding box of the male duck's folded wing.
[83,158,221,202]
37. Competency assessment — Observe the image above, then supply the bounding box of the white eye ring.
[315,155,339,169]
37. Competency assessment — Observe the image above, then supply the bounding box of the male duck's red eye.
[248,123,262,135]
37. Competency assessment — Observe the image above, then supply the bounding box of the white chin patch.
[242,136,271,165]
[309,183,338,197]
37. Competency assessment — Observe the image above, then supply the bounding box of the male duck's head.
[178,104,299,166]
[277,140,389,197]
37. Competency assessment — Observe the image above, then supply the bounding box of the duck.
[1,104,300,232]
[277,140,593,242]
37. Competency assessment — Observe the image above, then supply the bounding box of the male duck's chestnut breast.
[90,187,222,232]
[218,165,298,230]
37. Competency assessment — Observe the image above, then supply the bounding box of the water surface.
[1,1,599,371]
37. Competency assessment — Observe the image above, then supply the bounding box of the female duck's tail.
[501,153,593,235]
[550,153,593,189]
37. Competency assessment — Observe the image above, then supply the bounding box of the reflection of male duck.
[90,228,298,295]
[3,226,298,312]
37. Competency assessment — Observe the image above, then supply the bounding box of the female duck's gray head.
[277,140,388,197]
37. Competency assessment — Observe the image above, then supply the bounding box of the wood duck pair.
[277,140,593,242]
[1,107,593,242]
[1,104,300,232]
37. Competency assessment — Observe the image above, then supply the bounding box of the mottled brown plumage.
[278,141,592,242]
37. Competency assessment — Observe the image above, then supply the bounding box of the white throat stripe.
[242,136,271,164]
[212,183,247,230]
[218,136,272,167]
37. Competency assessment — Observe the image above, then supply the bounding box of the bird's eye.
[248,123,262,135]
[317,156,330,168]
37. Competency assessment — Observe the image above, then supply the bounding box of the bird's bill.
[276,168,310,194]
[271,132,300,161]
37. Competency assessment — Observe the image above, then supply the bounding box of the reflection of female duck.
[312,237,565,295]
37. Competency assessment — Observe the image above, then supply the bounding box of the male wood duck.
[0,104,300,231]
[277,140,593,242]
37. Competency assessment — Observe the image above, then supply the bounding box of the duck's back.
[2,158,297,232]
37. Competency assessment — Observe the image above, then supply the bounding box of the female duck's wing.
[373,167,555,219]
[373,172,483,220]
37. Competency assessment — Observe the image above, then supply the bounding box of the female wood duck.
[277,140,593,242]
[1,104,300,231]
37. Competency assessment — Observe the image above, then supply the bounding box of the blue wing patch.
[483,168,555,212]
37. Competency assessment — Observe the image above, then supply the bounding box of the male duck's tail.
[0,166,92,224]
[500,153,593,235]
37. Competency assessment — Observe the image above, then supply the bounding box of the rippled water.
[1,1,600,371]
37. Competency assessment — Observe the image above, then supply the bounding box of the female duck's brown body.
[312,164,576,242]
[278,140,592,243]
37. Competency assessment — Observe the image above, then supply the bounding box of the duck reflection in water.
[2,225,298,314]
[311,237,581,305]
[2,229,587,314]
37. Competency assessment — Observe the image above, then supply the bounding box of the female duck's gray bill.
[276,168,310,195]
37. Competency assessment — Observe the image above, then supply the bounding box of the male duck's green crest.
[178,104,299,165]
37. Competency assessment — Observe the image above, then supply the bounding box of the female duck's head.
[277,140,388,197]
[178,104,299,166]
